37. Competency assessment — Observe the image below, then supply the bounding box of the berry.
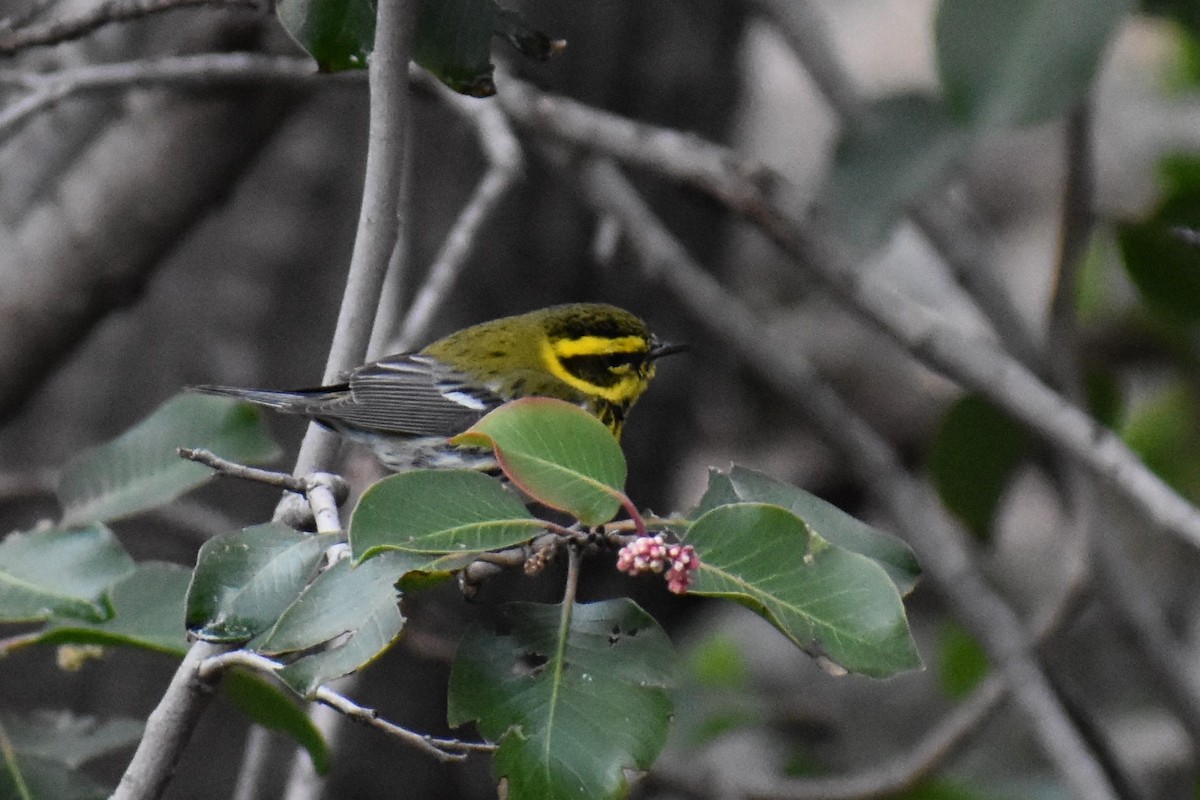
[616,534,699,594]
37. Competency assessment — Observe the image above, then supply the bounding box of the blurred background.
[5,0,1200,797]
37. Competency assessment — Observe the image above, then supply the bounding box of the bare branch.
[0,0,260,57]
[288,0,417,479]
[178,447,308,493]
[579,158,1120,800]
[390,81,524,351]
[0,54,344,142]
[313,687,493,762]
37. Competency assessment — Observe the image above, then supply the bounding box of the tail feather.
[189,384,339,415]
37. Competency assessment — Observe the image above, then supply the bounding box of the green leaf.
[38,563,190,655]
[0,525,134,623]
[1118,156,1200,322]
[349,470,545,565]
[453,398,628,526]
[935,0,1132,128]
[0,753,108,800]
[57,394,280,527]
[268,553,407,697]
[937,621,989,699]
[826,94,970,246]
[0,712,142,800]
[222,671,330,774]
[275,0,557,94]
[1085,367,1124,430]
[695,467,921,595]
[929,394,1031,539]
[448,599,675,800]
[0,712,142,770]
[414,0,497,96]
[687,633,750,691]
[186,525,332,644]
[686,503,921,678]
[1122,382,1200,502]
[276,0,374,72]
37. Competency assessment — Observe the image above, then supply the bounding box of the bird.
[191,303,685,471]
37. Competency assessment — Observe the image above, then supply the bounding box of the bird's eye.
[601,352,644,370]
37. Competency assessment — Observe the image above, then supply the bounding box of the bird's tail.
[189,384,340,415]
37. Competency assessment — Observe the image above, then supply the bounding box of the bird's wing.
[318,354,502,436]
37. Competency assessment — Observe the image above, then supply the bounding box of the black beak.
[649,340,689,360]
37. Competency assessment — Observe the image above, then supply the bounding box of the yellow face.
[540,334,656,405]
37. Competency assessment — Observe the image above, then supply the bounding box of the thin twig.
[579,158,1119,800]
[1046,105,1095,392]
[0,53,356,141]
[0,54,337,141]
[0,631,44,657]
[458,524,611,595]
[0,0,261,57]
[197,650,282,680]
[179,448,348,537]
[746,0,862,124]
[313,687,491,762]
[389,84,524,351]
[195,651,491,763]
[178,447,308,493]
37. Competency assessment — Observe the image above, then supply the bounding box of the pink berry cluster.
[616,534,699,595]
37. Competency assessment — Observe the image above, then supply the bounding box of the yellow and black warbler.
[193,303,684,471]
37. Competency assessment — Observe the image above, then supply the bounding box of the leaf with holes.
[448,599,675,800]
[686,503,920,678]
[57,393,280,527]
[452,398,629,526]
